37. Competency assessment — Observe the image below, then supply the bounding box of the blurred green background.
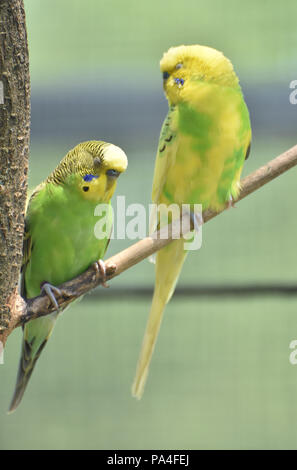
[1,0,297,450]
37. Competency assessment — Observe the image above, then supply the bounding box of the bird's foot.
[40,282,63,311]
[92,259,111,288]
[226,195,236,209]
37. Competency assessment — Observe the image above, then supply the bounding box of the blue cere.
[163,71,170,80]
[83,174,99,182]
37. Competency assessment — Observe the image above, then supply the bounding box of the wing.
[19,187,42,299]
[149,105,179,235]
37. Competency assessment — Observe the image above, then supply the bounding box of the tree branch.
[0,0,30,345]
[6,142,294,333]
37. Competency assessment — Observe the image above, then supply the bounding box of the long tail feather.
[132,238,187,399]
[8,337,48,413]
[8,315,56,413]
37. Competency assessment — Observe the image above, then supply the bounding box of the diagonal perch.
[4,143,297,336]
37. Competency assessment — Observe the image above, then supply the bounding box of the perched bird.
[132,45,251,399]
[9,141,128,412]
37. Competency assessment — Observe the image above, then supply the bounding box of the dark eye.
[106,169,120,178]
[83,186,89,192]
[163,71,170,80]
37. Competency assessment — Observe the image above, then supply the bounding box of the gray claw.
[41,282,62,310]
[93,259,109,288]
[227,195,236,209]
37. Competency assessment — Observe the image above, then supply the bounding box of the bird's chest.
[25,199,108,297]
[163,98,244,210]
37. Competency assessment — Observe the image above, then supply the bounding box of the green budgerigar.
[132,45,251,398]
[9,141,128,412]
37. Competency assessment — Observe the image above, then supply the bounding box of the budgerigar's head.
[48,140,128,202]
[160,45,240,104]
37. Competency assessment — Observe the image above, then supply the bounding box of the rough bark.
[0,0,30,344]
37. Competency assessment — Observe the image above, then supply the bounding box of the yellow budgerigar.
[132,45,251,398]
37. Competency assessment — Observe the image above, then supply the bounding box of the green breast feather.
[9,140,127,413]
[24,181,111,298]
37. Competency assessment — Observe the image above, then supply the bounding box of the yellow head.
[160,45,240,104]
[48,140,128,203]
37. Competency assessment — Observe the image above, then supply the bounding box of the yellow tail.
[132,238,187,399]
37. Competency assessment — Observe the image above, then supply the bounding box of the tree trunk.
[0,0,30,344]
